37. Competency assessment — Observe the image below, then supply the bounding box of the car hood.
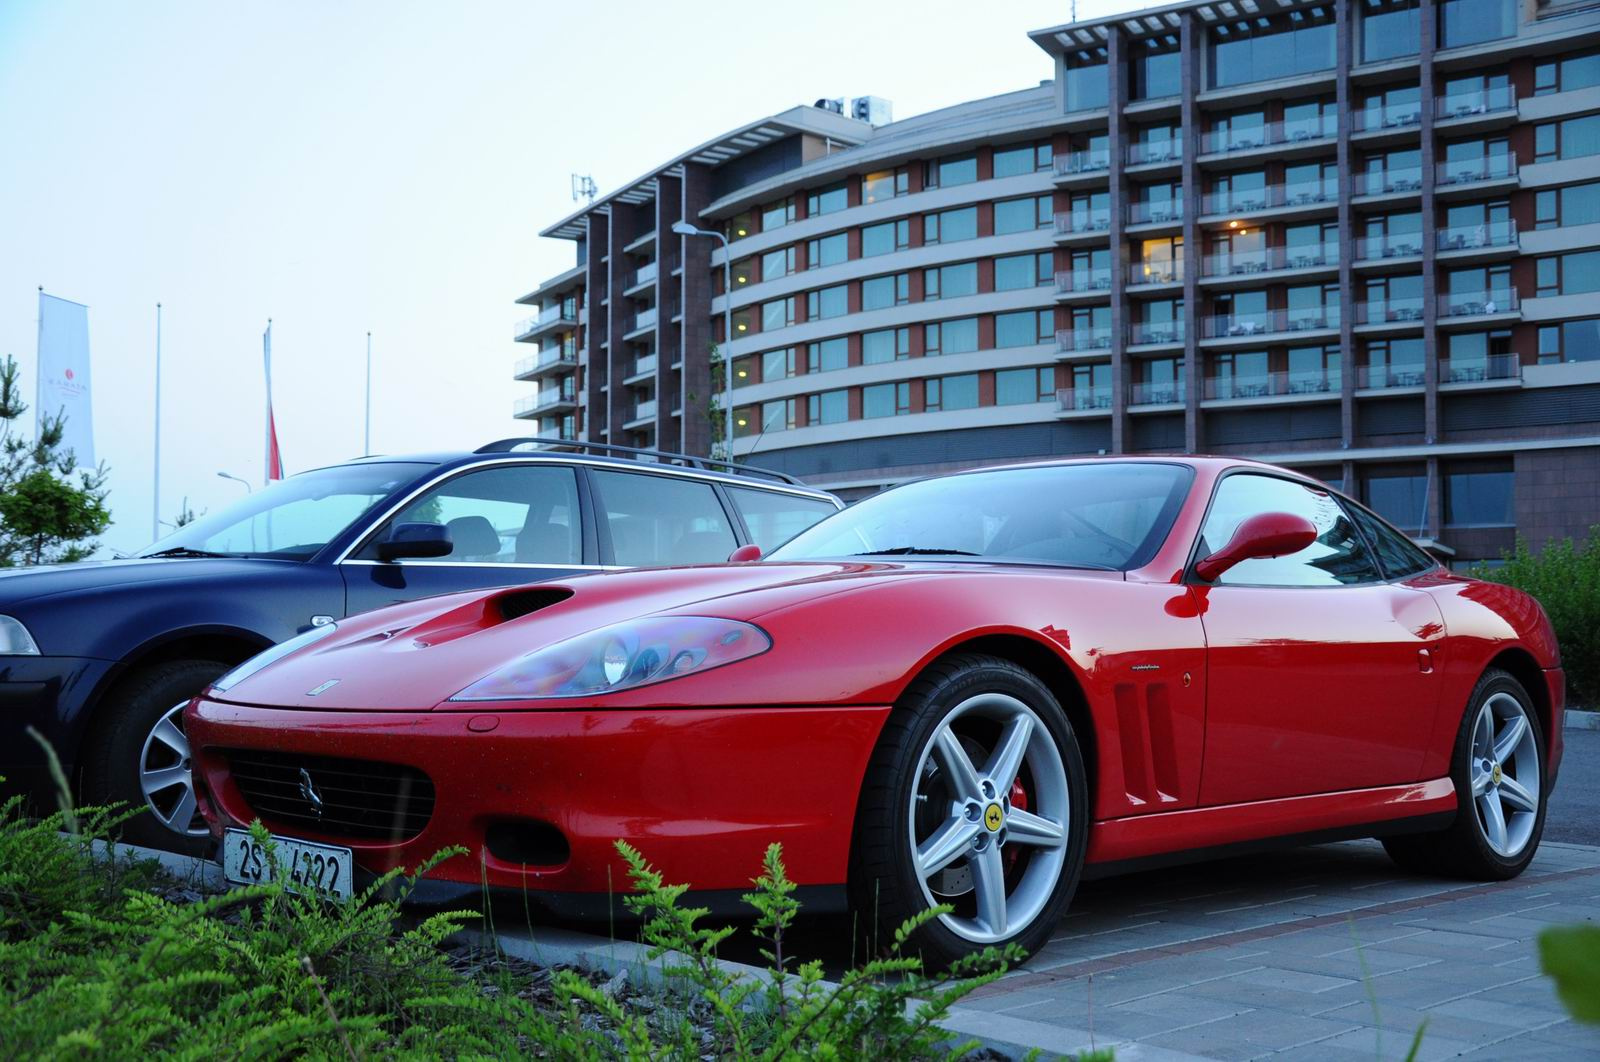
[211,559,1101,711]
[0,556,302,606]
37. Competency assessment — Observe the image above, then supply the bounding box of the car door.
[340,462,593,616]
[587,468,740,566]
[1192,471,1446,806]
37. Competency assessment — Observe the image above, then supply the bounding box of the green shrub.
[1473,526,1600,707]
[1542,924,1600,1025]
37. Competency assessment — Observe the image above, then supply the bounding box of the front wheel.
[849,654,1088,968]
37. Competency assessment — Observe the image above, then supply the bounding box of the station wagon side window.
[357,464,582,565]
[590,470,739,566]
[1196,473,1383,586]
[725,487,838,553]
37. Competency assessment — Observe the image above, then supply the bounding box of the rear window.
[591,470,738,566]
[727,487,838,553]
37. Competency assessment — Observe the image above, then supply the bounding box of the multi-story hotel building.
[514,0,1600,566]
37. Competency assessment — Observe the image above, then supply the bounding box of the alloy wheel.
[1469,691,1540,858]
[139,702,207,837]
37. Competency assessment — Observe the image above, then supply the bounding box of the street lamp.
[671,219,734,459]
[217,471,252,494]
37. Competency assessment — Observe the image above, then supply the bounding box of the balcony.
[1436,155,1518,192]
[1128,201,1183,226]
[627,307,658,336]
[1353,104,1423,135]
[1128,261,1184,286]
[1129,321,1185,346]
[514,347,578,381]
[1201,116,1337,157]
[1055,326,1113,355]
[625,352,658,382]
[1436,85,1517,124]
[1127,140,1182,167]
[1054,268,1113,298]
[626,261,659,292]
[1129,380,1185,407]
[513,384,577,419]
[1357,167,1424,198]
[1441,353,1521,384]
[1354,234,1425,262]
[1355,298,1426,326]
[1438,289,1519,322]
[1053,209,1112,240]
[514,303,578,342]
[1201,180,1335,219]
[1056,386,1112,412]
[1204,370,1336,401]
[1055,150,1111,178]
[1358,364,1426,390]
[1436,219,1518,257]
[1201,308,1340,341]
[1200,245,1338,280]
[626,398,658,424]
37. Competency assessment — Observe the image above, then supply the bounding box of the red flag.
[264,321,284,481]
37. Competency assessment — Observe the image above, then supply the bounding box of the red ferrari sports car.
[188,457,1563,965]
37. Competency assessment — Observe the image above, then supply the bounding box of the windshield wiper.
[143,546,233,559]
[851,546,981,557]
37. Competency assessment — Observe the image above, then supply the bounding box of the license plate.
[222,828,353,900]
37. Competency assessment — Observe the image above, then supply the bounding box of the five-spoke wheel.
[139,702,207,838]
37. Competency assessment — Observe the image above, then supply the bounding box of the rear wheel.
[80,659,228,855]
[850,654,1088,968]
[1382,668,1546,880]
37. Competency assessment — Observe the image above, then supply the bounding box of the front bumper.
[187,697,890,895]
[0,655,117,799]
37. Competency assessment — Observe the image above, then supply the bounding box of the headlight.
[0,616,39,655]
[211,623,339,694]
[450,616,770,702]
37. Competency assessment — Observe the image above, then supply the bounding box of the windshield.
[138,462,432,560]
[768,462,1194,571]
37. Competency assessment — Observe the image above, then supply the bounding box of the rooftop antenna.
[571,174,598,203]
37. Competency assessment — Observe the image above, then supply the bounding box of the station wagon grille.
[224,749,436,842]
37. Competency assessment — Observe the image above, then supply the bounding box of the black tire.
[1382,668,1547,881]
[79,659,229,855]
[849,653,1089,969]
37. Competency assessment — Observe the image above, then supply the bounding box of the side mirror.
[727,543,763,563]
[1193,511,1318,582]
[377,522,453,562]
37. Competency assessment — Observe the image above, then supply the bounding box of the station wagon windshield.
[138,462,431,560]
[768,463,1193,571]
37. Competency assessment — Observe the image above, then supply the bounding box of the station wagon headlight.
[450,616,771,702]
[211,623,339,694]
[0,616,40,656]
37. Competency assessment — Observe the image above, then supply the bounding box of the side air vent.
[1113,681,1183,807]
[493,587,573,622]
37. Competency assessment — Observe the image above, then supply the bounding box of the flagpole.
[364,331,372,456]
[152,303,162,541]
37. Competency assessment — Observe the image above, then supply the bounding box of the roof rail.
[473,437,806,486]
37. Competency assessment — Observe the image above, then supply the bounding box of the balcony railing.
[1355,233,1425,260]
[1440,289,1519,318]
[629,353,658,378]
[1202,115,1337,155]
[1437,219,1518,252]
[1358,364,1426,389]
[1359,167,1424,196]
[1056,150,1112,177]
[1128,261,1183,285]
[1127,140,1183,165]
[1056,386,1112,412]
[514,347,577,377]
[1129,321,1185,345]
[631,307,658,332]
[1130,380,1186,406]
[1055,326,1113,353]
[1054,269,1113,295]
[1202,308,1339,339]
[1203,180,1335,216]
[1437,155,1518,187]
[1354,103,1423,133]
[629,261,658,289]
[1201,245,1338,278]
[1204,370,1336,400]
[1356,297,1426,325]
[1053,209,1111,236]
[513,304,577,340]
[1441,353,1521,383]
[1128,200,1183,225]
[628,399,658,422]
[1436,85,1516,121]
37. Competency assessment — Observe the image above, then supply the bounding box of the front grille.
[225,749,436,842]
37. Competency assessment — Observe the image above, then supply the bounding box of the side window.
[1344,500,1437,580]
[1196,473,1382,587]
[360,465,581,565]
[592,471,738,567]
[727,487,838,553]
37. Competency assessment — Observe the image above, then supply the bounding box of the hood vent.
[494,587,573,623]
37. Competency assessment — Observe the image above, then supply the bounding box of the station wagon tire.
[850,654,1088,969]
[1381,668,1546,881]
[80,659,228,856]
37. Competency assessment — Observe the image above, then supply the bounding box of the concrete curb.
[1567,708,1600,731]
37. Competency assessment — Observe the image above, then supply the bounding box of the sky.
[0,0,1137,556]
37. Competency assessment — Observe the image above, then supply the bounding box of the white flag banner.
[36,293,95,466]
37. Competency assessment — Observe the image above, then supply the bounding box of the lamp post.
[364,331,372,456]
[217,471,252,494]
[152,303,162,541]
[670,220,734,459]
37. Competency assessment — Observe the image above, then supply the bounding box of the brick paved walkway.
[942,839,1600,1060]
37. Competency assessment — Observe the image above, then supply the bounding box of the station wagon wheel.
[139,702,208,838]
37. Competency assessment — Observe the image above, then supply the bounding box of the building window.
[996,310,1052,349]
[761,297,796,332]
[1437,0,1514,48]
[924,206,978,245]
[1445,463,1513,527]
[1071,362,1111,409]
[1130,35,1181,100]
[994,195,1052,235]
[761,247,795,281]
[1064,49,1110,111]
[861,273,909,311]
[995,252,1052,291]
[861,219,910,257]
[926,374,979,412]
[924,154,978,190]
[807,389,848,426]
[806,284,848,320]
[1364,468,1429,533]
[1536,115,1600,163]
[862,169,908,204]
[761,197,796,232]
[806,337,848,374]
[1208,6,1335,89]
[1538,319,1600,363]
[725,210,755,240]
[806,233,847,270]
[757,347,797,384]
[1361,0,1419,62]
[1361,83,1422,129]
[992,142,1053,178]
[1536,182,1600,230]
[862,382,911,419]
[925,317,980,356]
[1537,250,1600,297]
[924,262,978,301]
[996,367,1053,406]
[806,182,848,217]
[862,327,910,364]
[1536,50,1600,96]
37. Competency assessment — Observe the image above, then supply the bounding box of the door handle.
[1418,648,1433,674]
